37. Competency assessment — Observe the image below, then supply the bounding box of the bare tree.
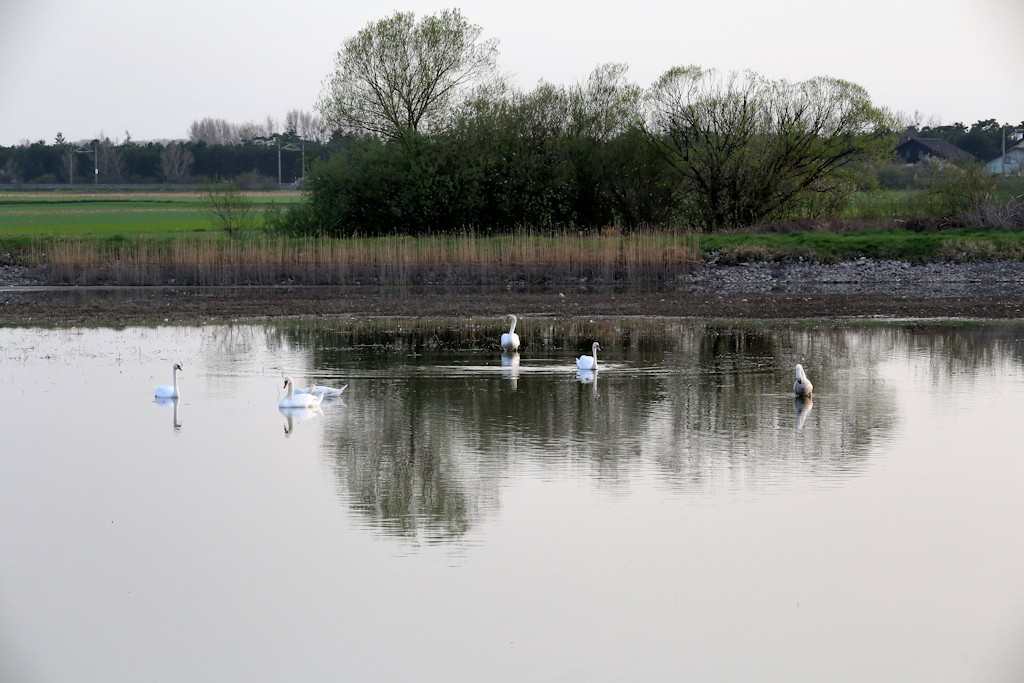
[284,109,326,142]
[202,178,256,238]
[318,9,499,140]
[189,118,241,144]
[96,134,125,181]
[159,142,194,182]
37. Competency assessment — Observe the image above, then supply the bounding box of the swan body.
[500,314,520,352]
[296,383,348,398]
[793,363,813,397]
[279,376,324,409]
[576,342,600,371]
[154,362,183,398]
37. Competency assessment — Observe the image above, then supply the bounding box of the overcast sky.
[1,0,1021,146]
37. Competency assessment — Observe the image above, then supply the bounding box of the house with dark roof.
[895,137,974,164]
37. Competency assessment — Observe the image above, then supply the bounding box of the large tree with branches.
[645,66,895,231]
[317,9,500,141]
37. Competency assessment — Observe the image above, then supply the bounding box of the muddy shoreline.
[3,260,1024,324]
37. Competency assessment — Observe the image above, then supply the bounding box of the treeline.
[902,118,1024,161]
[0,133,342,187]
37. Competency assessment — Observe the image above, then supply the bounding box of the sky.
[1,0,1022,146]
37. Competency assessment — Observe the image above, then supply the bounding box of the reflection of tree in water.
[265,319,1024,541]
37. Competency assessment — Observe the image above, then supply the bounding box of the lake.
[1,318,1022,682]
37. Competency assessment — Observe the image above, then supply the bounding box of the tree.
[317,9,499,140]
[284,109,326,142]
[644,66,895,231]
[159,142,194,182]
[202,178,256,237]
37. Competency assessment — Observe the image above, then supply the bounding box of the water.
[1,318,1023,682]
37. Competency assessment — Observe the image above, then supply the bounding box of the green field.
[2,189,1024,267]
[0,191,302,237]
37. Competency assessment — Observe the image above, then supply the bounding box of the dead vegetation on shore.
[23,231,701,287]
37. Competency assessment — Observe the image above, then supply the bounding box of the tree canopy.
[317,9,500,140]
[644,66,896,230]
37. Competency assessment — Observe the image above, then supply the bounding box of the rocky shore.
[3,259,1024,325]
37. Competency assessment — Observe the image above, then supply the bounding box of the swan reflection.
[576,368,599,396]
[500,351,520,389]
[794,395,813,430]
[153,396,181,430]
[280,405,323,436]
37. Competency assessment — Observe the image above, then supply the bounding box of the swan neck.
[508,315,517,335]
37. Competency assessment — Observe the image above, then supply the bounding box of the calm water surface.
[1,318,1023,682]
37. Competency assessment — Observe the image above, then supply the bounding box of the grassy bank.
[4,189,1024,286]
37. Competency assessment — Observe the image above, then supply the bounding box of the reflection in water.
[183,318,1024,544]
[794,395,813,429]
[2,319,1024,683]
[153,396,181,430]
[500,351,520,389]
[280,406,322,436]
[576,368,599,397]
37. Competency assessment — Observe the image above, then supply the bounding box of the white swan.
[576,341,600,371]
[501,314,521,352]
[279,376,324,409]
[296,383,348,398]
[154,362,183,398]
[794,363,813,397]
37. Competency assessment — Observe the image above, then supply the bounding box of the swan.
[154,362,183,398]
[794,363,813,398]
[576,341,600,371]
[279,376,324,409]
[501,314,521,352]
[297,383,348,398]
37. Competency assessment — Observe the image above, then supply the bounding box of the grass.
[4,188,1024,286]
[0,191,302,237]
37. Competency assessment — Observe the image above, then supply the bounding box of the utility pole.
[1002,126,1023,177]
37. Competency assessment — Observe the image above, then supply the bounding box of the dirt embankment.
[2,260,1024,325]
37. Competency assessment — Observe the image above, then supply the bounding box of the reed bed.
[28,230,700,286]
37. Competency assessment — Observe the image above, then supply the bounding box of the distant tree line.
[0,110,337,187]
[898,115,1024,162]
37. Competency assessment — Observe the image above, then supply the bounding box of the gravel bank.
[3,260,1024,325]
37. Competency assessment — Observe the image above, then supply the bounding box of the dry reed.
[30,230,701,286]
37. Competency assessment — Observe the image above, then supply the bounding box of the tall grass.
[27,229,701,286]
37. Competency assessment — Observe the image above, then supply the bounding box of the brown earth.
[3,259,1024,324]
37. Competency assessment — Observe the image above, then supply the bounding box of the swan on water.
[154,362,183,398]
[576,342,600,371]
[794,363,813,398]
[296,383,348,398]
[280,376,324,409]
[501,314,521,352]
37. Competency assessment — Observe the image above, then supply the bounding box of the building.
[983,143,1024,176]
[895,137,974,164]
